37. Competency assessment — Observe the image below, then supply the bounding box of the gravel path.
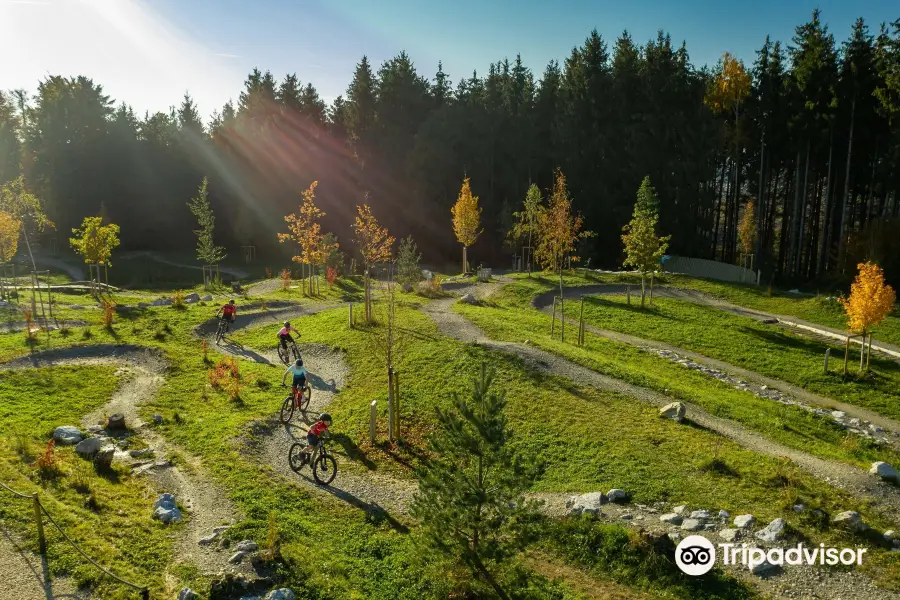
[0,346,243,577]
[0,528,89,600]
[422,284,900,527]
[531,290,900,443]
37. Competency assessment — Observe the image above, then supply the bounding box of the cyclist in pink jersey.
[278,321,300,350]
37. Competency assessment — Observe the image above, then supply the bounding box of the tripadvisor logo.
[675,535,868,576]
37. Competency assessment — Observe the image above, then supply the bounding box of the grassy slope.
[0,367,173,598]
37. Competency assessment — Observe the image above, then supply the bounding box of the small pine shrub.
[396,236,423,285]
[82,327,93,340]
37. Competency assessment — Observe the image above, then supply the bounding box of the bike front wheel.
[215,324,226,345]
[277,346,289,365]
[291,344,301,362]
[313,453,337,485]
[288,443,307,473]
[280,394,295,423]
[299,385,311,411]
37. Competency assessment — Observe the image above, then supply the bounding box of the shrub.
[82,327,93,340]
[172,290,186,310]
[201,339,209,363]
[101,298,116,328]
[36,439,61,480]
[397,236,423,285]
[23,309,35,341]
[281,269,292,291]
[326,266,338,288]
[208,357,251,402]
[265,267,272,279]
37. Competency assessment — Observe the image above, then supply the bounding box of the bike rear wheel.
[299,384,311,411]
[280,394,295,423]
[215,322,226,345]
[291,344,301,362]
[313,453,337,485]
[288,443,307,473]
[277,346,290,365]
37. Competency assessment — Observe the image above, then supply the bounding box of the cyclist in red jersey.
[216,299,237,332]
[305,412,332,465]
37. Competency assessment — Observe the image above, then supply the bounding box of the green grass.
[0,366,173,598]
[562,290,900,423]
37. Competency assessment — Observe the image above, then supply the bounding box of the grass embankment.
[458,276,900,470]
[0,366,174,597]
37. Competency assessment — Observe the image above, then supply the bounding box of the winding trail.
[536,284,900,360]
[421,282,900,527]
[531,287,900,441]
[0,345,243,577]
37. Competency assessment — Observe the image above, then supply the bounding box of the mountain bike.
[288,433,337,485]
[215,317,229,345]
[277,337,301,365]
[280,382,312,423]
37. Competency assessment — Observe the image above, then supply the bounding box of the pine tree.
[396,236,423,286]
[187,176,227,287]
[622,176,671,307]
[410,362,542,600]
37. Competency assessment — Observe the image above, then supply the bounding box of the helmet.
[319,412,332,424]
[283,321,290,328]
[229,299,235,305]
[295,358,303,367]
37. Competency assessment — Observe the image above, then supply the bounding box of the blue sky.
[1,0,897,120]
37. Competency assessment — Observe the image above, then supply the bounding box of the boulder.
[883,530,896,544]
[606,489,627,503]
[153,493,182,524]
[265,590,295,600]
[870,462,900,484]
[733,514,756,529]
[184,292,201,303]
[833,511,867,533]
[568,492,606,516]
[719,528,741,542]
[107,413,126,430]
[178,589,199,600]
[87,425,103,434]
[718,510,730,519]
[680,519,702,531]
[401,284,413,293]
[75,437,104,458]
[151,298,173,307]
[228,551,246,564]
[93,445,116,470]
[459,293,477,305]
[749,559,778,575]
[660,513,682,525]
[53,425,83,445]
[130,448,152,458]
[137,302,151,309]
[202,295,213,302]
[659,402,686,423]
[672,505,687,515]
[690,510,711,520]
[755,518,786,542]
[235,540,259,553]
[199,533,219,546]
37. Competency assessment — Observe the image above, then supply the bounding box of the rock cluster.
[153,493,182,524]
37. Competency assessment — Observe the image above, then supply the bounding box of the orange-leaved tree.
[0,211,21,299]
[535,169,594,341]
[278,181,326,296]
[838,261,896,373]
[352,202,394,321]
[737,200,756,262]
[451,177,482,275]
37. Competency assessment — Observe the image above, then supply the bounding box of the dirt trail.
[422,283,900,527]
[0,528,90,600]
[1,346,242,576]
[531,289,900,440]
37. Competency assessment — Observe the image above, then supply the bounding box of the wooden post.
[387,367,394,442]
[369,400,377,444]
[393,370,400,439]
[824,348,830,374]
[866,333,873,372]
[32,493,45,554]
[626,285,631,305]
[578,298,585,346]
[843,334,851,375]
[649,273,654,306]
[859,333,866,371]
[551,297,557,336]
[349,303,353,329]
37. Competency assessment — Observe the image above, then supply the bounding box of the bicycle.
[277,337,301,365]
[215,317,229,345]
[280,382,312,423]
[288,432,337,485]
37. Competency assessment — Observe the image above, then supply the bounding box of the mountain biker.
[281,358,307,395]
[216,299,237,332]
[305,412,332,466]
[278,321,300,350]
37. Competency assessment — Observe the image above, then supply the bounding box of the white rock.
[755,518,786,542]
[213,525,232,535]
[606,489,627,503]
[178,589,199,600]
[53,425,83,445]
[659,402,686,423]
[93,445,115,470]
[673,505,687,515]
[733,514,756,529]
[569,492,606,515]
[660,513,682,525]
[154,507,182,524]
[201,295,213,301]
[198,534,218,546]
[680,519,702,531]
[75,437,104,458]
[459,293,477,305]
[690,510,711,520]
[235,540,258,553]
[833,511,867,532]
[719,529,741,542]
[792,504,805,513]
[869,462,900,484]
[718,510,730,519]
[228,551,246,564]
[265,590,295,600]
[831,411,846,419]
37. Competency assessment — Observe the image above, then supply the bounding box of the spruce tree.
[410,362,542,600]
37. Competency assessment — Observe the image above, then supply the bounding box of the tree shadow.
[1,527,91,599]
[292,471,409,533]
[218,339,272,364]
[331,432,377,470]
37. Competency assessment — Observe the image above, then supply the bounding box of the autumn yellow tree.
[278,181,328,296]
[451,177,482,275]
[535,169,594,341]
[622,176,670,308]
[838,262,896,373]
[0,211,21,299]
[737,200,757,262]
[69,216,121,293]
[353,203,395,321]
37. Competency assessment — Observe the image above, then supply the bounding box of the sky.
[1,0,897,121]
